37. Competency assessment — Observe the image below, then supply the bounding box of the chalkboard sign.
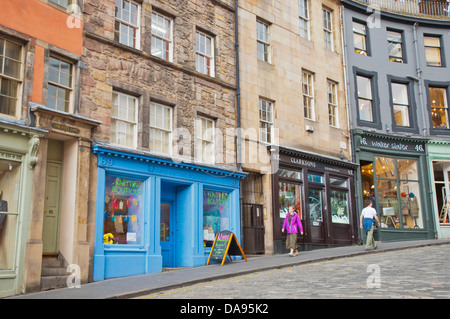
[206,230,247,266]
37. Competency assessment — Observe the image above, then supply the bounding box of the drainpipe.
[235,0,242,171]
[413,22,428,137]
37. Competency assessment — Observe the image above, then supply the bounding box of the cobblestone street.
[140,245,450,299]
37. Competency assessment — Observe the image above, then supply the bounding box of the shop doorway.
[160,202,175,268]
[308,187,325,243]
[243,203,264,254]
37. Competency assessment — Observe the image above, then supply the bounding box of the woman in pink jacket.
[282,206,303,256]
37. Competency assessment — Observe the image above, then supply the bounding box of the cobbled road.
[139,245,450,299]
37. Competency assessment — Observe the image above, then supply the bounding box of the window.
[48,56,73,113]
[195,31,214,76]
[196,116,215,163]
[111,92,138,148]
[302,71,315,120]
[432,161,450,225]
[259,99,273,143]
[424,36,442,67]
[257,20,270,62]
[391,83,410,127]
[356,75,373,122]
[203,190,231,247]
[103,175,144,245]
[114,0,140,49]
[374,156,423,229]
[323,8,333,51]
[0,158,21,270]
[151,12,172,61]
[429,87,449,129]
[0,37,22,118]
[49,0,72,8]
[149,102,172,155]
[298,0,310,40]
[328,80,339,127]
[353,21,367,55]
[331,190,349,224]
[387,30,404,63]
[278,181,303,232]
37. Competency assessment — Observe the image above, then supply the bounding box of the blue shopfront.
[92,145,245,281]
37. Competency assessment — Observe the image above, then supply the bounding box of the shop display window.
[203,190,230,247]
[362,156,423,229]
[432,161,450,225]
[0,159,21,270]
[279,182,302,232]
[103,176,144,245]
[331,190,349,224]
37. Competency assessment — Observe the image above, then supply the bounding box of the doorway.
[160,202,175,268]
[308,187,325,243]
[243,203,264,254]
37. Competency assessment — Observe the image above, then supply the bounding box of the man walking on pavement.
[360,199,381,251]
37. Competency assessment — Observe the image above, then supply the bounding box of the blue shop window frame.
[93,168,159,281]
[201,185,242,262]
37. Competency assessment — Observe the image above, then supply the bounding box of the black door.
[243,204,265,254]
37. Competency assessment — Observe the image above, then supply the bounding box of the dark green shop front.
[353,130,435,242]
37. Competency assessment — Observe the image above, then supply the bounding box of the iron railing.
[352,0,450,19]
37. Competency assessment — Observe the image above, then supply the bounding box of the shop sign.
[206,230,247,266]
[0,151,22,161]
[360,136,425,153]
[51,123,80,134]
[280,154,354,176]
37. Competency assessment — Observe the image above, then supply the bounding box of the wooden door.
[43,162,62,254]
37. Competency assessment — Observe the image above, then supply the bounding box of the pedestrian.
[282,206,303,256]
[360,199,380,251]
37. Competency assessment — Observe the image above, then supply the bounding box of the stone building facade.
[80,0,245,281]
[238,0,358,255]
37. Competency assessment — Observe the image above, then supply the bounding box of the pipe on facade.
[235,0,242,171]
[413,22,428,137]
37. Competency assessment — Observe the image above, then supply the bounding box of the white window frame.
[114,0,141,50]
[328,80,339,127]
[299,0,310,40]
[196,116,215,164]
[0,37,23,119]
[195,31,215,77]
[302,71,315,121]
[257,20,270,62]
[424,35,442,67]
[323,8,334,51]
[149,102,173,156]
[391,82,411,127]
[47,55,74,113]
[151,12,173,62]
[259,99,274,143]
[111,91,138,149]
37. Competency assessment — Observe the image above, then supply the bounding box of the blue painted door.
[161,202,175,267]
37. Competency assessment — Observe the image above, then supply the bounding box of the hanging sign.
[206,230,247,266]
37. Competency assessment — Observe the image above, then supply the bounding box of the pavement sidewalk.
[9,238,450,299]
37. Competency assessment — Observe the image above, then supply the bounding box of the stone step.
[40,275,69,291]
[41,267,68,276]
[42,257,65,269]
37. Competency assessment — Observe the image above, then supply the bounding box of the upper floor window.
[149,102,172,155]
[353,21,368,56]
[111,91,138,148]
[328,80,339,127]
[356,75,373,122]
[257,20,270,62]
[49,0,72,8]
[259,99,273,143]
[298,0,310,40]
[196,116,215,163]
[429,87,449,129]
[387,30,404,63]
[302,71,315,121]
[48,56,73,113]
[0,37,22,118]
[115,0,140,49]
[424,35,442,67]
[195,31,214,76]
[151,12,173,62]
[391,83,410,127]
[323,8,333,51]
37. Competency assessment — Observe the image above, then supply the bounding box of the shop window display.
[432,161,450,224]
[203,190,230,247]
[0,159,21,270]
[279,182,302,232]
[331,190,349,224]
[364,156,423,229]
[103,176,144,245]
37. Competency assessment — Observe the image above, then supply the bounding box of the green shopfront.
[353,130,435,242]
[427,140,450,239]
